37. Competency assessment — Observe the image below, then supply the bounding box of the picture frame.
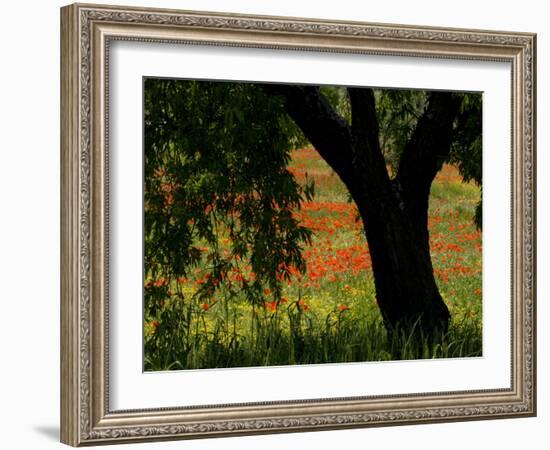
[60,2,536,446]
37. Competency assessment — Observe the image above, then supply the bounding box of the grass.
[144,148,482,371]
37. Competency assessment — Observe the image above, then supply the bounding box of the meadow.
[144,148,482,371]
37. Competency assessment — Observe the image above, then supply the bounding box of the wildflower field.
[144,147,482,371]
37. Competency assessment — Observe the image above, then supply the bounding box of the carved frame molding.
[60,3,536,446]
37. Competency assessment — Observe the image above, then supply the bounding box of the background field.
[144,147,482,370]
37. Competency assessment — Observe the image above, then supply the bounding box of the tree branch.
[347,88,391,193]
[261,84,397,215]
[396,92,463,226]
[258,84,354,182]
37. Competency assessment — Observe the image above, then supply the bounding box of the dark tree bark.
[261,84,463,343]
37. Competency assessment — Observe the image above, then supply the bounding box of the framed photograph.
[60,3,536,446]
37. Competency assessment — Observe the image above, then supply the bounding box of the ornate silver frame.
[60,3,536,446]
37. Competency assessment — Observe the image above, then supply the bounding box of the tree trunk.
[260,84,461,345]
[354,191,450,342]
[343,89,451,343]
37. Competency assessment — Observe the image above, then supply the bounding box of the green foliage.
[375,89,427,175]
[448,93,482,228]
[450,94,482,184]
[318,86,427,173]
[144,79,314,321]
[314,87,482,226]
[319,85,352,123]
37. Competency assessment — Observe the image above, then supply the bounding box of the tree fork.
[261,84,462,344]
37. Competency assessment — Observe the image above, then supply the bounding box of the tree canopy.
[144,79,314,313]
